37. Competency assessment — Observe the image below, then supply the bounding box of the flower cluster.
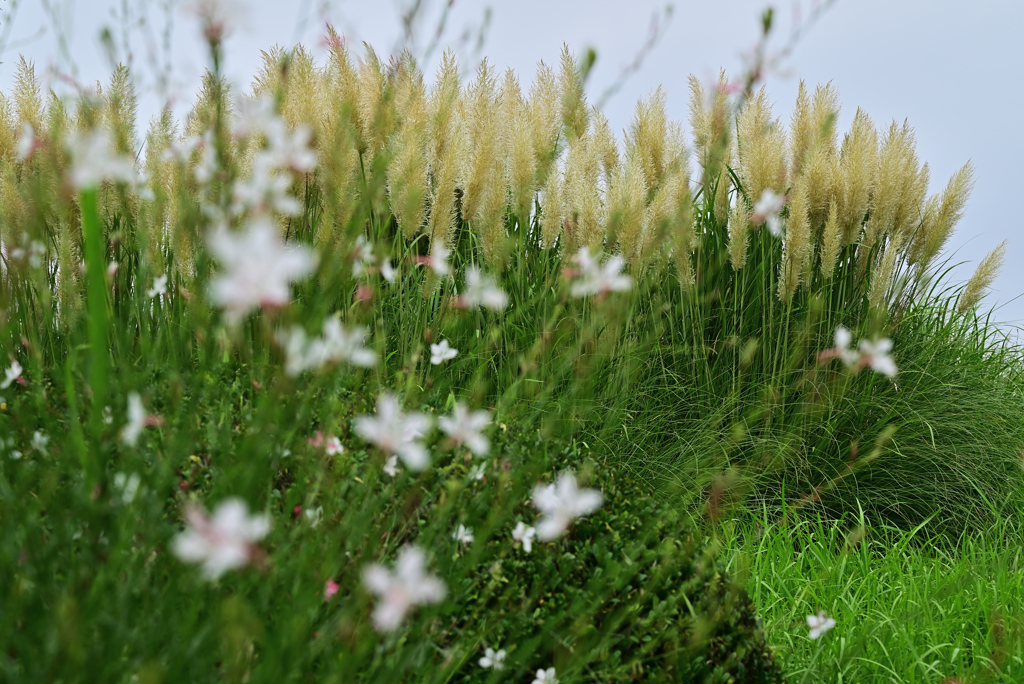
[821,326,898,377]
[567,248,632,298]
[277,317,377,376]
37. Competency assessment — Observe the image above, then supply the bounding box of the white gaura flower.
[264,124,317,173]
[858,337,897,377]
[277,326,327,377]
[752,189,786,237]
[479,647,506,670]
[380,258,396,283]
[231,161,301,217]
[304,506,323,528]
[827,326,897,377]
[532,667,558,684]
[361,544,446,632]
[31,430,49,455]
[438,403,490,456]
[113,472,141,504]
[186,0,248,41]
[512,521,536,553]
[430,339,458,366]
[468,463,487,481]
[121,392,147,446]
[321,318,377,367]
[207,216,317,325]
[172,498,271,580]
[452,524,474,546]
[568,247,632,297]
[353,393,432,471]
[2,360,23,389]
[325,436,345,456]
[807,611,836,639]
[17,122,36,161]
[147,274,168,299]
[461,266,508,311]
[427,240,451,277]
[65,129,139,190]
[532,472,603,541]
[383,454,401,477]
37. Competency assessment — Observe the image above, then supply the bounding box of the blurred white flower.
[828,326,897,377]
[858,338,897,377]
[17,122,35,161]
[428,240,451,277]
[121,392,147,446]
[65,129,139,190]
[147,274,168,299]
[532,472,603,541]
[186,0,248,41]
[512,521,536,553]
[807,611,836,639]
[31,430,49,455]
[452,524,474,546]
[438,403,490,456]
[381,258,396,283]
[479,647,506,670]
[207,216,317,325]
[752,189,786,237]
[325,436,344,456]
[161,134,203,164]
[172,498,270,580]
[461,266,508,311]
[532,667,558,684]
[113,472,141,504]
[354,393,432,471]
[231,162,301,216]
[321,318,377,367]
[568,247,632,297]
[468,463,487,481]
[383,454,401,477]
[2,360,23,389]
[362,544,446,632]
[430,339,458,366]
[304,506,323,528]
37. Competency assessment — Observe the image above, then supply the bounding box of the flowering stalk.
[81,188,110,482]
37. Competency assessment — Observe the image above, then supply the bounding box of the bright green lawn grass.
[720,508,1024,683]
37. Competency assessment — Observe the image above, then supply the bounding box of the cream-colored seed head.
[728,198,751,271]
[838,108,877,243]
[913,162,975,270]
[539,159,564,249]
[606,153,648,262]
[861,120,917,268]
[558,46,589,141]
[958,240,1006,313]
[564,124,605,253]
[501,69,537,224]
[736,86,787,209]
[14,57,43,134]
[460,59,502,228]
[528,60,562,187]
[626,87,669,192]
[778,178,811,303]
[818,200,842,281]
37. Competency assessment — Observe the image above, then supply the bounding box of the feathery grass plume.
[590,109,620,191]
[837,108,878,243]
[104,65,139,158]
[460,59,503,241]
[319,28,363,236]
[528,60,562,187]
[910,162,975,270]
[891,160,929,248]
[0,164,27,253]
[55,219,83,327]
[818,199,842,280]
[0,94,16,161]
[387,107,429,240]
[627,87,669,194]
[559,45,589,142]
[792,83,839,228]
[958,240,1007,314]
[539,157,564,249]
[425,51,463,245]
[281,45,325,135]
[728,198,751,271]
[688,71,731,199]
[736,86,787,208]
[386,54,429,239]
[14,57,44,134]
[861,120,917,269]
[778,177,811,303]
[868,235,904,310]
[564,120,605,254]
[713,156,732,228]
[604,145,648,260]
[144,108,178,263]
[501,69,536,224]
[641,126,689,266]
[354,43,392,157]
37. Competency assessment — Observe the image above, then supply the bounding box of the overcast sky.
[2,0,1022,326]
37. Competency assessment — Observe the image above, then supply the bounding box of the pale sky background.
[1,0,1022,327]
